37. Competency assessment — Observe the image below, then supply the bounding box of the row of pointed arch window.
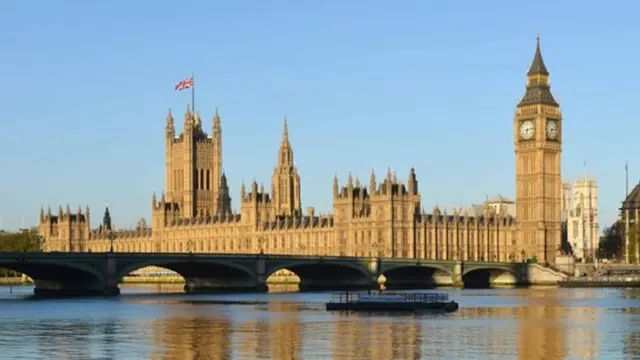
[195,168,211,191]
[172,169,213,191]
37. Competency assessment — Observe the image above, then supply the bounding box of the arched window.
[206,170,210,190]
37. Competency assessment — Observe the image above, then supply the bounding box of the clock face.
[519,120,535,140]
[546,120,558,140]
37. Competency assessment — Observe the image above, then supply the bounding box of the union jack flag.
[174,77,194,91]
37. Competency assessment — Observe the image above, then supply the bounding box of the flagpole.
[191,72,195,113]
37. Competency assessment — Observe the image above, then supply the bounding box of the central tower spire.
[271,117,301,217]
[518,33,558,107]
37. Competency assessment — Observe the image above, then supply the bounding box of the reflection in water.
[332,314,423,359]
[152,316,230,360]
[0,286,638,359]
[517,289,565,360]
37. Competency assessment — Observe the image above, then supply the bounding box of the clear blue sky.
[1,1,638,231]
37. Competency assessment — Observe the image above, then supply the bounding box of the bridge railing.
[561,276,640,283]
[0,251,524,264]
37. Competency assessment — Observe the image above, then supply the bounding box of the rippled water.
[0,285,639,359]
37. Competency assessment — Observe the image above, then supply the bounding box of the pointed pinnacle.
[282,116,289,142]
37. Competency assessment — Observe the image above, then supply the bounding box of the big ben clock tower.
[514,34,562,265]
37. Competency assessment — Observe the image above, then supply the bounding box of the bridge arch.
[462,266,521,288]
[0,258,107,296]
[117,259,258,293]
[266,261,373,291]
[381,264,452,290]
[0,260,104,282]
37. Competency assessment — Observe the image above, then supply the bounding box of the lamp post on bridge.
[187,239,195,254]
[108,232,115,253]
[258,236,266,255]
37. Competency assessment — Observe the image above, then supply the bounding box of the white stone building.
[562,174,599,262]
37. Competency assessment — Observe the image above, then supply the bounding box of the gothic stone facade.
[39,37,562,264]
[561,175,599,261]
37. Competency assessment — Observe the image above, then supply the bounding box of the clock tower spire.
[514,34,562,265]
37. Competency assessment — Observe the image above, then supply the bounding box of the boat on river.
[326,291,459,312]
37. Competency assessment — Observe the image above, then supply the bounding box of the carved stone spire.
[216,173,232,217]
[213,106,221,132]
[282,117,289,145]
[183,104,193,130]
[194,111,202,129]
[166,108,174,133]
[408,167,418,195]
[369,169,376,193]
[102,206,112,231]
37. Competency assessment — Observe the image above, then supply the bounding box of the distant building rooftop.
[462,194,516,218]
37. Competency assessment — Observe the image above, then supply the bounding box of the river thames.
[0,285,638,359]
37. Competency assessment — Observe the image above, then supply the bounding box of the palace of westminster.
[38,37,602,266]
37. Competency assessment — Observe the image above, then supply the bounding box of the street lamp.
[108,232,116,253]
[258,237,266,255]
[37,233,45,253]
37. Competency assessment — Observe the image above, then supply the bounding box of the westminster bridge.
[0,252,566,296]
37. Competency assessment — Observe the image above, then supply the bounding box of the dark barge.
[326,292,459,313]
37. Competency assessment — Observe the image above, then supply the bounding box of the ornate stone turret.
[165,108,174,136]
[102,207,112,231]
[216,173,232,217]
[408,168,418,195]
[194,111,202,130]
[369,169,376,194]
[271,117,302,216]
[183,104,193,131]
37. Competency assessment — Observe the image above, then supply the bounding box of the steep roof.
[518,35,559,107]
[621,183,640,210]
[527,36,549,75]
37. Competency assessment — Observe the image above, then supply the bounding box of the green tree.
[0,229,42,277]
[628,224,640,263]
[0,229,42,253]
[598,221,623,260]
